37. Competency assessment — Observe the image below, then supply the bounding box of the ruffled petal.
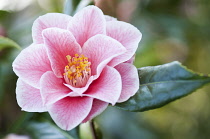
[47,97,93,130]
[82,34,126,77]
[12,44,51,88]
[16,79,47,112]
[106,21,142,66]
[82,99,108,123]
[40,71,71,105]
[115,63,139,102]
[42,28,82,78]
[68,5,106,46]
[32,13,72,44]
[84,66,122,105]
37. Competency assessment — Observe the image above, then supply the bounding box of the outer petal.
[83,34,126,77]
[107,21,142,67]
[12,44,51,88]
[16,79,47,112]
[32,13,72,44]
[47,97,93,130]
[40,71,71,105]
[84,66,122,105]
[68,5,106,46]
[104,15,117,21]
[43,28,82,78]
[82,99,108,123]
[115,63,139,102]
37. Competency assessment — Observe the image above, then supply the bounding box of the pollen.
[63,54,91,87]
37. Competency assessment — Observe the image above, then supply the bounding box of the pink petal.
[64,76,94,96]
[125,55,135,64]
[115,63,139,102]
[40,71,71,105]
[16,79,47,112]
[84,66,122,105]
[82,99,108,123]
[106,21,142,67]
[104,15,117,21]
[32,13,72,44]
[68,5,106,46]
[42,28,82,78]
[82,34,126,77]
[47,97,93,130]
[12,44,51,89]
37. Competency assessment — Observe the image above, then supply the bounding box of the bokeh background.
[0,0,210,138]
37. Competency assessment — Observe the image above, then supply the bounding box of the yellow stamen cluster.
[63,54,91,86]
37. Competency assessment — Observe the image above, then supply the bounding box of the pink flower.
[12,6,141,130]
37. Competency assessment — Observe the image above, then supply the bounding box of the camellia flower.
[12,6,142,130]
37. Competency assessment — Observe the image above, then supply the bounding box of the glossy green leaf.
[0,36,21,51]
[26,121,75,139]
[116,61,210,112]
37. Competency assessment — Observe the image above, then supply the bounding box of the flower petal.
[68,5,106,46]
[16,79,47,112]
[104,15,117,21]
[12,44,51,88]
[32,13,72,44]
[125,55,135,64]
[40,71,71,105]
[82,99,108,123]
[106,21,142,66]
[115,63,139,102]
[43,28,82,78]
[83,34,126,77]
[84,66,122,105]
[64,76,94,96]
[47,97,93,130]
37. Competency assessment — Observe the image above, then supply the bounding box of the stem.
[90,120,97,139]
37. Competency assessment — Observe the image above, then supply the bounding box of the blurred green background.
[0,0,210,139]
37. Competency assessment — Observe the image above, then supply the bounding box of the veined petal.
[68,5,106,46]
[107,21,142,67]
[32,13,72,44]
[115,63,139,102]
[84,66,122,105]
[43,28,82,78]
[12,44,51,89]
[47,97,93,130]
[83,34,126,78]
[83,99,108,123]
[40,71,71,105]
[16,79,47,112]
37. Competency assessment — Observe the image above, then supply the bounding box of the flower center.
[63,54,91,87]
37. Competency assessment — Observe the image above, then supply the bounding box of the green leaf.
[0,36,21,51]
[116,61,210,112]
[26,121,75,139]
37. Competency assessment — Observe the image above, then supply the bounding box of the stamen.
[63,54,91,87]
